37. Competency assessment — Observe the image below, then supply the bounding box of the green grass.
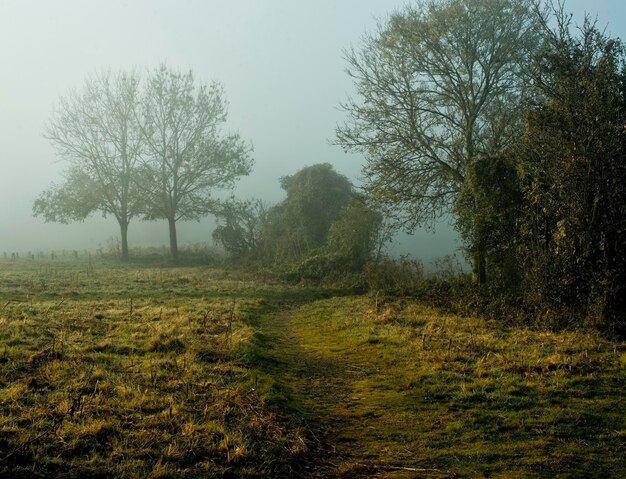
[1,258,624,478]
[276,296,626,477]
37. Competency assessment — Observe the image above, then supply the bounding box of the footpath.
[253,299,448,479]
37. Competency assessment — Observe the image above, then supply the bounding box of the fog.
[1,0,624,263]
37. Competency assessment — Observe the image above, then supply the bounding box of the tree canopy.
[336,0,541,282]
[140,65,253,261]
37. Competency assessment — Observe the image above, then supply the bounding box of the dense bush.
[215,164,384,283]
[212,199,266,262]
[514,16,626,337]
[262,164,354,262]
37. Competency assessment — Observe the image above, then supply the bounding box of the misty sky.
[1,0,625,263]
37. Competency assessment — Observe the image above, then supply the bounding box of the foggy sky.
[1,0,624,263]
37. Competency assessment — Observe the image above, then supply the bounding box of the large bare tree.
[140,65,253,261]
[35,71,144,261]
[336,0,541,283]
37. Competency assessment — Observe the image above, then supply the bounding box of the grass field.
[0,258,327,478]
[268,297,626,477]
[0,258,624,478]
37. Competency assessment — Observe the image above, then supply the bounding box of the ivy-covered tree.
[517,11,626,335]
[262,163,354,262]
[326,198,383,271]
[455,153,523,288]
[336,0,541,284]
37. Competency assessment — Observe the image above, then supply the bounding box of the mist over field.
[0,1,442,261]
[1,2,626,477]
[0,0,623,262]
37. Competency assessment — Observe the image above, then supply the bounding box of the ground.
[249,297,626,478]
[0,258,624,478]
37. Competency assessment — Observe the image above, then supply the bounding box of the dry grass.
[2,258,624,478]
[0,258,309,478]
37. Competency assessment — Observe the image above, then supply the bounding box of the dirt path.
[257,305,447,479]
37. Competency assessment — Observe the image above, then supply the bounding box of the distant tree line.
[336,0,626,336]
[34,65,253,262]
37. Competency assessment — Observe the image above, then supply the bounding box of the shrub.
[361,256,423,296]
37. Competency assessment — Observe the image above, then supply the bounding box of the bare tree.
[35,71,144,261]
[336,0,541,283]
[140,65,253,261]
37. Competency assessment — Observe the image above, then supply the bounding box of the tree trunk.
[120,221,129,262]
[168,216,178,261]
[468,164,487,286]
[472,250,486,286]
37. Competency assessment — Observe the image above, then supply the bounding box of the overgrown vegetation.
[213,164,384,282]
[514,10,626,337]
[337,0,626,337]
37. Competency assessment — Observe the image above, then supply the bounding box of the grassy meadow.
[0,256,624,478]
[0,257,324,478]
[275,298,626,477]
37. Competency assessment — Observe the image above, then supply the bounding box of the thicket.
[213,163,383,282]
[333,1,626,338]
[369,14,626,337]
[514,14,626,337]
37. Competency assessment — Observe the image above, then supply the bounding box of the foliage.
[140,65,253,261]
[455,153,523,287]
[361,255,424,296]
[286,197,386,284]
[290,253,356,283]
[212,198,267,260]
[262,163,353,263]
[516,12,626,336]
[36,71,144,261]
[259,164,385,282]
[336,0,541,281]
[32,168,101,224]
[326,198,382,271]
